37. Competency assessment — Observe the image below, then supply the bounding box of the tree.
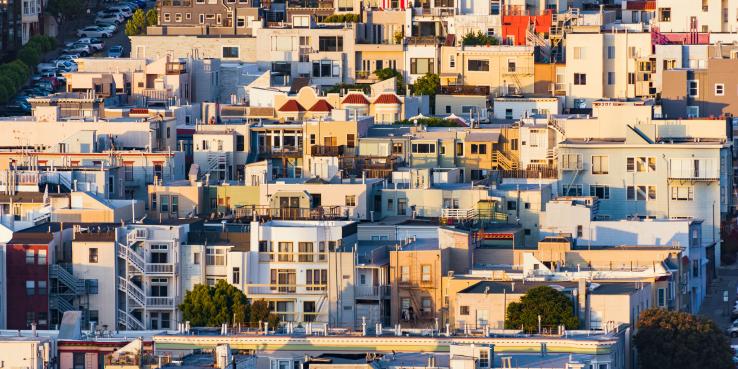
[17,47,41,69]
[45,0,85,24]
[634,308,734,369]
[374,68,405,94]
[250,299,281,329]
[0,65,26,90]
[412,73,440,111]
[125,9,157,36]
[178,280,250,327]
[504,286,579,332]
[461,31,500,46]
[0,84,11,104]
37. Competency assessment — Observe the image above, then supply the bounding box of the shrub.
[322,14,360,23]
[0,84,11,104]
[17,46,41,67]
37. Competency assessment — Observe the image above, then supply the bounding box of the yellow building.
[439,45,535,96]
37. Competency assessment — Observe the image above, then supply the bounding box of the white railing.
[146,297,175,308]
[118,309,146,330]
[441,208,476,220]
[118,276,146,307]
[146,263,175,274]
[118,243,145,274]
[669,159,719,180]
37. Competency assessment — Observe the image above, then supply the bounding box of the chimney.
[577,278,587,327]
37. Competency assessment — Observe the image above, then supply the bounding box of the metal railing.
[145,263,175,274]
[233,206,346,220]
[355,285,390,298]
[146,296,175,308]
[246,284,328,295]
[311,145,344,156]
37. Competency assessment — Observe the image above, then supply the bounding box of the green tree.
[178,280,249,327]
[412,73,439,111]
[323,14,360,22]
[0,65,26,90]
[374,68,405,94]
[250,299,281,328]
[634,308,734,369]
[125,9,153,36]
[17,47,41,70]
[45,0,85,24]
[504,286,579,331]
[0,84,11,104]
[461,31,500,46]
[145,9,158,27]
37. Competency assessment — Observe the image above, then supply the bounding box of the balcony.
[145,263,175,274]
[668,159,719,181]
[258,146,303,158]
[355,285,390,299]
[246,284,327,295]
[439,85,490,95]
[146,296,175,308]
[166,61,187,75]
[233,205,347,221]
[311,145,345,157]
[258,252,327,263]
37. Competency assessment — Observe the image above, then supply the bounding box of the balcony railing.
[355,285,390,298]
[145,263,175,274]
[146,296,175,308]
[258,252,327,262]
[311,145,344,157]
[160,0,192,5]
[246,284,328,295]
[233,206,346,220]
[258,146,303,158]
[440,85,490,95]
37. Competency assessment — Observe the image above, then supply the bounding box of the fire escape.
[49,264,89,326]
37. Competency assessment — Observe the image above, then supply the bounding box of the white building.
[244,220,358,326]
[654,0,738,33]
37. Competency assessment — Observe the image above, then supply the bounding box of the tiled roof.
[278,100,306,112]
[342,93,369,105]
[309,99,334,112]
[374,94,401,104]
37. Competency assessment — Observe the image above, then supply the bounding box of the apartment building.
[556,102,733,271]
[654,0,738,33]
[564,31,652,108]
[438,45,534,96]
[662,55,738,119]
[117,221,195,330]
[244,220,358,326]
[153,0,259,35]
[70,226,118,329]
[355,10,406,83]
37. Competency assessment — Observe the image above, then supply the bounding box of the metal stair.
[118,309,146,330]
[118,276,146,307]
[49,264,86,295]
[49,295,76,312]
[118,241,145,274]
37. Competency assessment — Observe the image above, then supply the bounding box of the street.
[700,267,738,344]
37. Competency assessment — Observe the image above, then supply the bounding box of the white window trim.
[222,45,240,59]
[687,79,699,97]
[715,83,725,96]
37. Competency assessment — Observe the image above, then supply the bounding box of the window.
[171,196,179,213]
[479,350,489,368]
[688,80,698,97]
[468,59,489,71]
[26,280,35,296]
[38,280,47,295]
[387,198,394,210]
[312,60,339,78]
[26,249,35,264]
[627,185,656,201]
[657,288,666,307]
[89,248,99,263]
[174,13,182,22]
[411,143,435,153]
[671,186,694,200]
[421,298,432,314]
[658,7,671,21]
[400,266,410,282]
[591,156,609,174]
[505,108,513,119]
[347,134,355,148]
[73,353,85,369]
[86,279,98,294]
[715,83,725,96]
[573,46,584,59]
[460,306,469,315]
[193,252,201,265]
[318,36,343,51]
[38,250,46,265]
[589,185,610,199]
[310,134,316,145]
[455,142,464,156]
[421,265,431,282]
[607,46,615,59]
[449,55,455,68]
[507,58,516,72]
[607,72,615,85]
[160,195,169,212]
[627,157,656,172]
[163,13,170,22]
[410,58,434,74]
[206,248,226,266]
[199,14,205,23]
[124,162,134,181]
[507,200,517,210]
[298,242,314,262]
[232,267,240,284]
[562,154,582,170]
[574,73,587,85]
[345,195,356,206]
[445,106,451,114]
[692,260,699,277]
[687,106,700,118]
[305,269,327,290]
[151,193,158,210]
[563,185,583,196]
[151,278,168,297]
[222,46,239,58]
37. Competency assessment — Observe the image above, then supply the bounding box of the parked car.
[54,72,67,85]
[109,5,134,17]
[95,21,118,33]
[37,63,56,73]
[95,12,124,24]
[728,321,738,337]
[107,45,124,58]
[77,26,113,38]
[56,60,77,72]
[63,43,92,56]
[58,53,80,61]
[70,37,105,51]
[35,80,55,91]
